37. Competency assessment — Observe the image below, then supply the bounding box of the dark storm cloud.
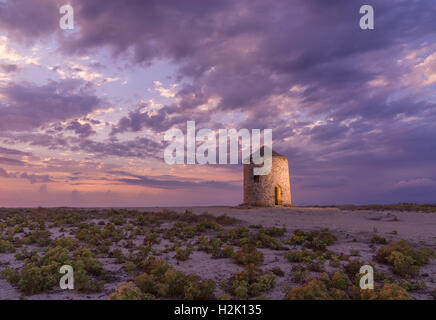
[2,132,69,149]
[106,170,238,190]
[72,136,162,159]
[2,131,163,161]
[0,0,59,40]
[66,120,96,138]
[0,79,102,132]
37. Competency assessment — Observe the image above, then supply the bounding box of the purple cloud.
[0,80,102,132]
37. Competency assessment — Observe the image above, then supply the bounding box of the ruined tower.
[243,147,292,206]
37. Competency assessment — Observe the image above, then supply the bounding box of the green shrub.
[110,282,143,300]
[197,237,223,258]
[234,284,249,299]
[222,245,234,258]
[18,263,60,295]
[285,249,316,263]
[290,229,336,251]
[73,248,104,276]
[286,279,335,300]
[344,259,366,279]
[111,249,125,264]
[375,240,435,278]
[135,273,157,293]
[0,239,15,253]
[219,293,232,300]
[21,230,52,246]
[291,265,308,283]
[254,230,284,250]
[232,244,264,266]
[54,237,78,250]
[371,235,387,245]
[124,261,138,276]
[332,270,349,290]
[262,226,286,237]
[175,246,193,261]
[184,277,216,300]
[223,264,275,298]
[0,267,20,285]
[387,251,418,278]
[270,267,284,277]
[377,283,414,300]
[399,280,425,291]
[129,256,215,299]
[217,227,251,246]
[109,215,126,226]
[329,255,341,268]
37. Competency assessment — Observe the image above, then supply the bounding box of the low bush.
[174,246,193,261]
[232,244,264,266]
[344,259,367,280]
[371,235,387,245]
[285,278,343,300]
[55,237,78,250]
[285,249,317,263]
[0,267,20,285]
[399,280,425,291]
[109,282,143,300]
[0,239,15,253]
[114,256,217,300]
[290,229,337,251]
[197,236,223,258]
[332,270,349,290]
[270,267,284,277]
[253,230,285,250]
[222,245,234,258]
[291,265,308,283]
[375,240,435,278]
[222,264,276,298]
[376,283,414,300]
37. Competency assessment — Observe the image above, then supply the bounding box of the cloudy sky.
[0,0,435,207]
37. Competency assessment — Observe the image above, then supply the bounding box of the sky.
[0,0,435,207]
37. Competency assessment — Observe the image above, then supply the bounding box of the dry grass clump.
[110,256,216,300]
[289,229,337,251]
[375,240,435,278]
[0,246,105,294]
[232,244,264,266]
[221,264,276,299]
[285,274,414,300]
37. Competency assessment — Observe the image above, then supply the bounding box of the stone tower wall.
[243,156,292,206]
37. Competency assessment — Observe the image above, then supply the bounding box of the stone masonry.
[243,148,292,206]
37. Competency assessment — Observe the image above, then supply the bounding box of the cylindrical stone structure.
[243,148,292,206]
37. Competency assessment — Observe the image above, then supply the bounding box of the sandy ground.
[141,206,436,244]
[1,206,435,300]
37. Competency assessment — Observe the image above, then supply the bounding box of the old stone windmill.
[243,147,292,206]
